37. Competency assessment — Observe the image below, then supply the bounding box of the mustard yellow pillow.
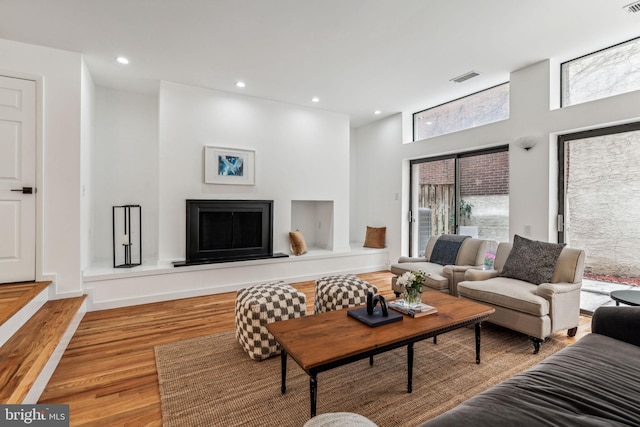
[363,226,386,248]
[289,229,308,256]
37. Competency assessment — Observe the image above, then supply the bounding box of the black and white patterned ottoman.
[234,280,307,361]
[313,274,378,314]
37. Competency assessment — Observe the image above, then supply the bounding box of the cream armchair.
[457,239,585,353]
[391,235,487,297]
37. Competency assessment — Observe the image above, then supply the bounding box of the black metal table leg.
[369,355,374,366]
[310,373,318,418]
[407,343,414,393]
[280,349,287,394]
[475,322,481,364]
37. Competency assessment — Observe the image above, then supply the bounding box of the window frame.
[557,121,640,243]
[412,82,510,142]
[560,35,640,108]
[408,145,509,255]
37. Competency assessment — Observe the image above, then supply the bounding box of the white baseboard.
[49,289,85,300]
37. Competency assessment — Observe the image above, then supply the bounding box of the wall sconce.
[516,136,538,151]
[113,204,142,268]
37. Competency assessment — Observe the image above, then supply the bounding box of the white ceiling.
[1,0,639,128]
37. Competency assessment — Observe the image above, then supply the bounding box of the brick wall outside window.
[417,152,509,196]
[418,159,454,184]
[460,151,509,196]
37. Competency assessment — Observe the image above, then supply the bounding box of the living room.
[1,0,640,425]
[1,1,638,309]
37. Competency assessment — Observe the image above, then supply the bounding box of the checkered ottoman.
[313,274,378,314]
[235,280,307,361]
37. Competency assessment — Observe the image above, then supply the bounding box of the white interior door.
[0,75,36,283]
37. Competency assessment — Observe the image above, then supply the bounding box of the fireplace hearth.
[174,199,287,266]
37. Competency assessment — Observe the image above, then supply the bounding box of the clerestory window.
[562,36,640,107]
[413,83,509,141]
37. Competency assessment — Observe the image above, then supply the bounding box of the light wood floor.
[38,271,592,426]
[0,281,49,325]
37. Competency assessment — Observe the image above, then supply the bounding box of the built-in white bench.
[83,245,388,311]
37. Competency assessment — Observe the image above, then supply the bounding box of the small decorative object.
[366,291,389,317]
[113,204,141,268]
[396,270,429,308]
[347,291,401,327]
[204,146,255,185]
[484,252,496,270]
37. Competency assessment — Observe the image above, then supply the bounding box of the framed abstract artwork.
[204,146,255,185]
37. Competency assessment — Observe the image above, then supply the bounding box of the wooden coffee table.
[266,290,495,417]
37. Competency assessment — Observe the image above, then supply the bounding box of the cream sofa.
[390,235,486,297]
[457,239,585,353]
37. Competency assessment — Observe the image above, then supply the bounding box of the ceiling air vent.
[623,1,640,13]
[450,70,480,83]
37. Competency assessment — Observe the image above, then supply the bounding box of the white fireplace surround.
[82,81,387,310]
[83,198,387,311]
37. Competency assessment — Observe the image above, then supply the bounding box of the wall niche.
[291,200,334,251]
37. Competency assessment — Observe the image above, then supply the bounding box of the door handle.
[11,187,34,194]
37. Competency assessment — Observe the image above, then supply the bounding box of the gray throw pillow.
[430,234,469,266]
[499,235,566,285]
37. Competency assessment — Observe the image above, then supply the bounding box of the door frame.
[0,69,46,283]
[409,154,455,256]
[408,145,509,256]
[557,121,640,243]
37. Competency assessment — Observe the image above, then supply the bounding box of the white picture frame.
[204,146,255,185]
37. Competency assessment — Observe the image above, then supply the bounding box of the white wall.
[351,114,404,261]
[0,38,83,297]
[353,59,640,262]
[80,59,95,271]
[157,81,351,263]
[8,36,638,306]
[83,81,392,310]
[91,87,159,265]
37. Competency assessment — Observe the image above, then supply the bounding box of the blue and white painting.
[218,155,244,176]
[205,146,254,185]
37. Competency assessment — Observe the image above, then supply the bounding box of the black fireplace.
[176,199,285,266]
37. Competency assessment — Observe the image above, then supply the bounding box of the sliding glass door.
[410,157,456,256]
[558,122,640,281]
[409,147,509,256]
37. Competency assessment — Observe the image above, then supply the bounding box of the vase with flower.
[396,269,429,308]
[484,252,496,270]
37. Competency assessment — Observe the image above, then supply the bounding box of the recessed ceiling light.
[236,81,246,88]
[374,110,381,115]
[116,56,129,65]
[311,97,320,103]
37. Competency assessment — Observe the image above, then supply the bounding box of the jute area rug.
[154,324,566,427]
